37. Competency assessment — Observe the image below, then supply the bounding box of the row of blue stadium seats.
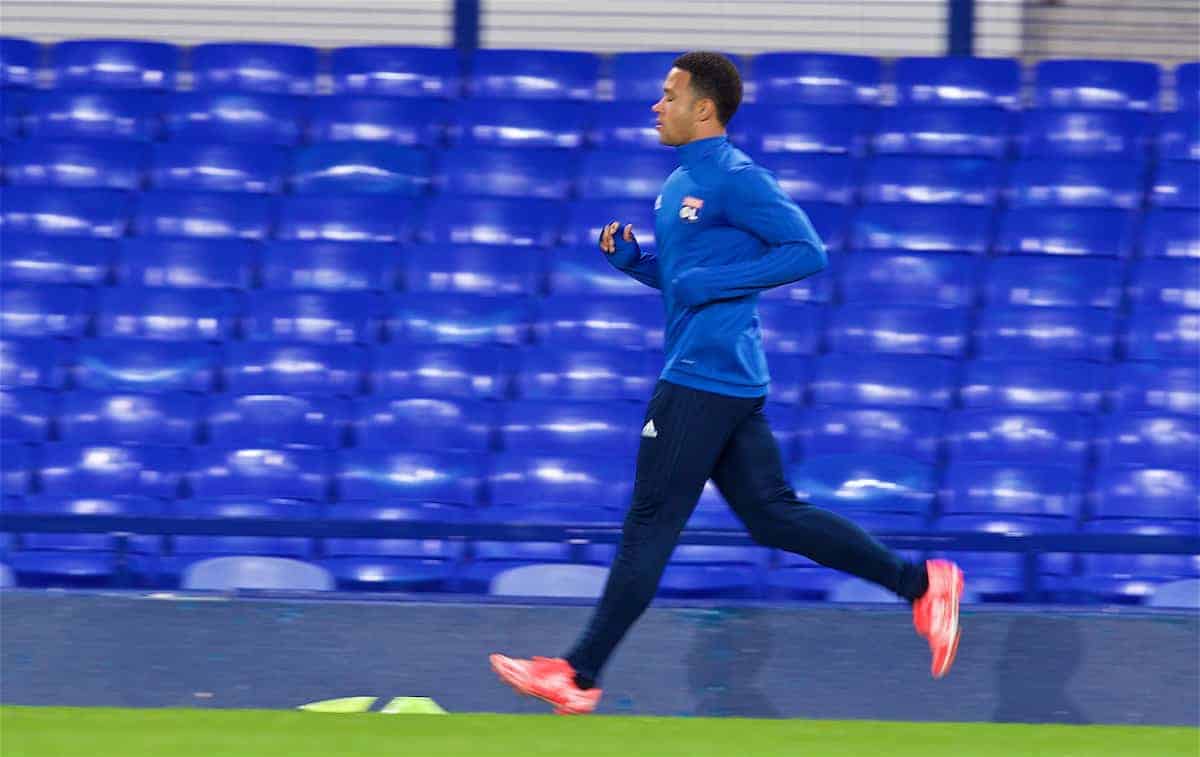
[3,284,1197,362]
[2,336,1196,415]
[3,91,1198,160]
[3,241,1196,311]
[2,142,1197,209]
[1,233,1197,304]
[3,538,1196,604]
[2,187,1197,257]
[2,390,1196,471]
[1,440,1195,520]
[2,38,1196,111]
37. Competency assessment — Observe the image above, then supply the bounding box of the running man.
[491,52,963,715]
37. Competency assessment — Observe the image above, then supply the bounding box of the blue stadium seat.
[1158,111,1200,161]
[426,197,563,247]
[790,453,936,515]
[321,539,461,592]
[762,356,809,406]
[39,443,184,501]
[945,410,1091,469]
[1,88,27,140]
[839,251,978,307]
[995,208,1135,257]
[388,293,533,347]
[1142,209,1199,258]
[467,544,584,595]
[469,49,599,101]
[893,56,1021,109]
[853,203,991,253]
[757,302,824,355]
[1077,520,1199,604]
[1018,109,1150,158]
[291,142,431,196]
[150,142,286,194]
[118,237,256,290]
[1122,309,1199,361]
[191,42,318,95]
[536,295,662,351]
[960,360,1105,412]
[0,339,67,390]
[658,545,766,600]
[548,246,660,298]
[1178,62,1200,111]
[797,407,943,464]
[373,346,511,400]
[404,244,541,296]
[861,156,1001,206]
[930,540,1073,601]
[244,291,381,344]
[0,284,92,338]
[564,198,655,250]
[1,442,30,499]
[1111,361,1198,416]
[750,53,880,105]
[164,92,305,145]
[1152,161,1200,208]
[0,234,113,286]
[181,555,331,591]
[187,447,328,520]
[826,304,969,357]
[801,202,850,251]
[51,39,178,90]
[983,255,1122,308]
[1034,59,1160,111]
[0,37,39,88]
[261,240,394,292]
[515,348,653,402]
[808,354,958,409]
[436,147,575,199]
[489,453,632,511]
[1007,159,1144,209]
[96,287,239,342]
[497,400,638,457]
[974,306,1117,361]
[337,449,481,507]
[0,187,131,237]
[27,90,160,141]
[451,99,588,149]
[1128,259,1200,311]
[873,106,1011,158]
[223,342,366,396]
[208,394,347,450]
[72,339,215,393]
[134,191,273,239]
[733,104,873,155]
[610,51,685,102]
[276,195,415,243]
[58,391,199,446]
[353,396,493,452]
[576,150,676,200]
[331,46,460,98]
[940,462,1082,518]
[586,101,660,152]
[4,139,147,190]
[1095,413,1199,470]
[308,95,447,146]
[762,154,856,204]
[0,388,52,443]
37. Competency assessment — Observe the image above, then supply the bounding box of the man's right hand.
[599,221,636,255]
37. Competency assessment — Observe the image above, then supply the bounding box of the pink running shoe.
[912,559,965,679]
[489,654,602,715]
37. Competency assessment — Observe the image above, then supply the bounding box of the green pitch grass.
[2,706,1196,757]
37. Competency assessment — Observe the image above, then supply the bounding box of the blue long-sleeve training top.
[605,135,828,398]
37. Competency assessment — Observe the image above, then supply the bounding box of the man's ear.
[695,97,716,123]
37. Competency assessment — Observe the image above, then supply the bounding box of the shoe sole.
[932,571,963,679]
[489,655,592,715]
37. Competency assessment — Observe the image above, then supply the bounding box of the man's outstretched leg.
[491,382,756,713]
[712,402,964,678]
